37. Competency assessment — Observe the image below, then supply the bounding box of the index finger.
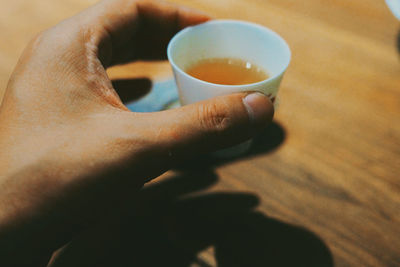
[71,0,211,66]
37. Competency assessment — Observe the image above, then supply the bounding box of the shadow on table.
[51,171,333,267]
[112,78,152,103]
[48,98,331,266]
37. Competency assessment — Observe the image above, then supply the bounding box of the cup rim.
[167,19,291,88]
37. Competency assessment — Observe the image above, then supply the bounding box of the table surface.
[1,0,400,266]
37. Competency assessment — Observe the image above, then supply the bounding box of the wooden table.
[1,0,400,266]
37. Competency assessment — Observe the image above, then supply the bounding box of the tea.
[185,58,268,85]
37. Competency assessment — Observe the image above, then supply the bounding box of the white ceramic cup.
[167,19,291,157]
[386,0,400,20]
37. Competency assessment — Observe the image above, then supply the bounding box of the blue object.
[126,79,179,112]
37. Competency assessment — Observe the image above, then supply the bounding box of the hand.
[0,0,274,265]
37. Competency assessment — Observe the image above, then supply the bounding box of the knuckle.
[25,29,63,56]
[30,24,80,51]
[197,101,232,134]
[27,30,47,49]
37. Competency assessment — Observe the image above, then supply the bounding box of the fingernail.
[242,92,274,127]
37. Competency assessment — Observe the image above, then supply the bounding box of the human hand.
[0,0,273,265]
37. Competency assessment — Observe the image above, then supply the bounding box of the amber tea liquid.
[185,58,268,85]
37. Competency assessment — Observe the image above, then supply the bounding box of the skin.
[0,0,274,266]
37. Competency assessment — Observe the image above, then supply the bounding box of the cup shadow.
[176,121,286,169]
[50,171,333,267]
[397,28,400,54]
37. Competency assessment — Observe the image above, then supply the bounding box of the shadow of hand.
[50,171,332,267]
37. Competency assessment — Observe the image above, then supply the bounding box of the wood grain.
[1,0,400,266]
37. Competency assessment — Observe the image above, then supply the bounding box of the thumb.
[137,92,274,158]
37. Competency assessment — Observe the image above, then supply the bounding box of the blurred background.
[1,0,400,266]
